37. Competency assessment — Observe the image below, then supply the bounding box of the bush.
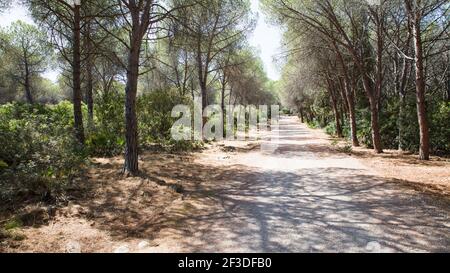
[138,89,191,147]
[88,91,125,156]
[430,102,450,155]
[87,88,198,155]
[325,121,337,136]
[0,102,87,202]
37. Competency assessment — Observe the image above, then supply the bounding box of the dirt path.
[143,116,449,253]
[4,116,448,253]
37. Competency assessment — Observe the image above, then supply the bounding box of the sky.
[0,0,283,82]
[249,0,282,80]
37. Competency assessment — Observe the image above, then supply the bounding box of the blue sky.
[0,0,282,82]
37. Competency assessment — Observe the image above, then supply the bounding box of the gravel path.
[146,116,449,253]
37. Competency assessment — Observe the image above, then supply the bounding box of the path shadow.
[74,155,450,252]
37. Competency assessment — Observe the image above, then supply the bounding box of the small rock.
[366,241,382,252]
[114,245,130,253]
[66,241,82,253]
[138,241,150,249]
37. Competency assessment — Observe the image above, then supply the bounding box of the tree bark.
[397,56,411,151]
[85,20,94,129]
[123,43,140,175]
[346,78,359,146]
[221,82,226,138]
[326,79,343,138]
[299,107,304,123]
[73,5,85,145]
[360,72,383,153]
[332,42,359,146]
[24,62,33,104]
[446,53,450,102]
[398,93,407,151]
[412,26,430,160]
[407,0,430,160]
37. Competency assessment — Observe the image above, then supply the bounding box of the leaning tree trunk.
[73,5,84,145]
[123,46,140,175]
[347,78,359,147]
[333,43,359,146]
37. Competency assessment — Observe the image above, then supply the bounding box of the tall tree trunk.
[398,93,406,151]
[369,98,383,153]
[446,53,450,102]
[360,74,383,153]
[86,67,94,129]
[407,1,430,160]
[299,107,304,123]
[24,63,33,104]
[327,80,343,138]
[398,57,410,151]
[73,5,84,145]
[332,42,359,146]
[200,82,208,128]
[123,45,140,175]
[346,79,359,146]
[334,105,343,138]
[221,83,226,138]
[365,83,383,154]
[85,20,94,129]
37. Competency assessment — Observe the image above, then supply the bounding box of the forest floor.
[1,116,449,252]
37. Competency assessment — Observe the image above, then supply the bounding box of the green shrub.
[0,102,87,202]
[337,143,353,154]
[4,218,23,230]
[88,88,197,155]
[89,91,125,156]
[138,89,191,146]
[431,102,450,155]
[325,121,337,136]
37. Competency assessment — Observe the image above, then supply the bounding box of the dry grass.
[0,152,211,252]
[330,138,450,197]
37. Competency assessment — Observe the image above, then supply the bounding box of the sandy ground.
[1,116,449,253]
[352,147,450,196]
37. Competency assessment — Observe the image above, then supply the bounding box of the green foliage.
[167,139,204,153]
[430,102,450,155]
[0,102,87,202]
[355,109,374,148]
[86,88,200,155]
[88,91,125,156]
[0,160,8,170]
[137,89,191,147]
[306,120,321,129]
[325,122,337,136]
[4,218,23,230]
[337,143,353,154]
